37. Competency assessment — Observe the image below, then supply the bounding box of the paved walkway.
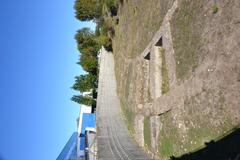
[96,49,150,160]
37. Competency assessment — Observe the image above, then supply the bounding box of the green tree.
[94,34,112,51]
[78,54,98,74]
[74,0,101,21]
[75,28,99,56]
[75,28,100,73]
[72,74,97,92]
[71,95,96,106]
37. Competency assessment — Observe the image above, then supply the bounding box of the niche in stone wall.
[155,37,162,47]
[144,52,151,60]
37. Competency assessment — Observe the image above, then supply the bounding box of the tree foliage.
[75,28,100,73]
[95,33,112,51]
[71,95,96,106]
[72,74,97,93]
[75,28,99,56]
[78,55,98,74]
[74,0,101,21]
[72,0,119,106]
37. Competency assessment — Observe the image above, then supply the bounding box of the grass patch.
[171,0,204,81]
[212,4,219,14]
[160,47,169,94]
[144,116,151,150]
[158,112,182,157]
[160,138,174,156]
[158,90,235,158]
[147,87,152,102]
[120,99,135,134]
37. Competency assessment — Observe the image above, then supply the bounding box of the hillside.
[111,0,240,159]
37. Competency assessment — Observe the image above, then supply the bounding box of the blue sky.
[0,0,95,159]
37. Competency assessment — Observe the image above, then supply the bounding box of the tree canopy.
[72,0,118,106]
[72,74,97,93]
[75,28,99,56]
[71,95,96,106]
[74,28,100,74]
[74,0,101,21]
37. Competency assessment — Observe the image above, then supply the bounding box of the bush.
[212,4,219,14]
[94,34,112,51]
[95,18,114,51]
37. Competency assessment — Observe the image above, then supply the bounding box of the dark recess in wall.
[155,37,163,47]
[144,52,150,60]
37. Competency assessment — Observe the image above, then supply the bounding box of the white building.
[77,104,92,157]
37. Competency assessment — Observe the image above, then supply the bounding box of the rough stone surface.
[134,114,145,147]
[112,0,240,158]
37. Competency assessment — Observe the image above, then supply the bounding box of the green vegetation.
[72,74,97,93]
[171,0,203,81]
[212,4,219,14]
[160,47,169,94]
[147,88,151,102]
[95,23,113,51]
[71,26,99,106]
[158,90,234,158]
[72,0,119,106]
[158,112,182,157]
[74,0,101,21]
[75,28,99,74]
[102,0,118,16]
[71,95,96,106]
[160,138,174,156]
[120,100,135,134]
[144,116,151,150]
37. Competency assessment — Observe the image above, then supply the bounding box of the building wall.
[77,105,92,157]
[56,132,78,160]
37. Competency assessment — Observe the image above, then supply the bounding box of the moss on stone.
[120,99,135,134]
[144,116,151,150]
[160,47,169,94]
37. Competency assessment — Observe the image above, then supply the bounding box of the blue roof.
[80,113,96,150]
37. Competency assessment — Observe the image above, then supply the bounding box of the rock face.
[112,0,240,158]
